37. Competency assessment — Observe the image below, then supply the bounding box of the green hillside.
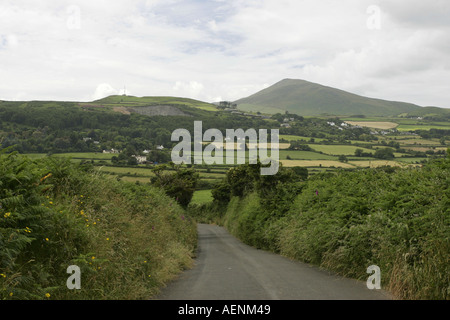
[235,79,425,117]
[91,95,218,111]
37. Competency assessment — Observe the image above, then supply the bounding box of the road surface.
[156,224,391,300]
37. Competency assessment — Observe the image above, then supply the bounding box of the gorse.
[0,150,197,299]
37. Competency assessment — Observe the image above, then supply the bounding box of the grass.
[191,189,213,205]
[24,152,115,160]
[281,160,355,168]
[96,166,155,177]
[348,160,414,168]
[89,95,218,112]
[280,135,327,142]
[280,150,337,160]
[345,121,399,130]
[307,144,374,156]
[397,124,450,131]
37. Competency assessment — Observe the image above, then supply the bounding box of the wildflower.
[45,238,49,241]
[0,273,6,278]
[9,292,13,297]
[45,293,51,298]
[49,201,53,205]
[40,173,52,182]
[4,212,11,218]
[91,256,95,260]
[106,238,110,241]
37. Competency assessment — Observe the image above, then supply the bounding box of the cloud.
[0,0,449,108]
[92,83,118,100]
[173,81,204,99]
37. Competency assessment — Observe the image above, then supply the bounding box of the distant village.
[101,145,165,164]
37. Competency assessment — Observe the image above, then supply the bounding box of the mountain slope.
[234,79,424,116]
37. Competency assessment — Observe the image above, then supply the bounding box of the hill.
[234,79,428,117]
[91,95,218,112]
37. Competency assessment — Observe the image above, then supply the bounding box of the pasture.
[345,121,398,130]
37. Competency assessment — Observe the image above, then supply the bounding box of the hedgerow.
[0,151,196,300]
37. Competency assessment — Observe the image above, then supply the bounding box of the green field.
[191,189,213,204]
[340,116,450,132]
[307,144,375,156]
[89,95,218,111]
[280,150,337,160]
[280,135,326,142]
[22,132,447,201]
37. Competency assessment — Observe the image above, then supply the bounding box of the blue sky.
[0,0,449,108]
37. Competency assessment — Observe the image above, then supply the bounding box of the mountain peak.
[234,79,423,116]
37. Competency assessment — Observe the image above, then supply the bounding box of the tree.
[354,148,363,157]
[211,180,231,204]
[338,155,348,163]
[151,164,199,208]
[374,148,395,160]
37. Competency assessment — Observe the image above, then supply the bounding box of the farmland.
[23,128,448,202]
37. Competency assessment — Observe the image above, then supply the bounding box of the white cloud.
[92,83,118,100]
[173,81,204,99]
[0,0,449,108]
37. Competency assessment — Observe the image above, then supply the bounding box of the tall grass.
[0,152,197,300]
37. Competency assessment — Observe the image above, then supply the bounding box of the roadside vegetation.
[0,150,197,300]
[189,152,450,300]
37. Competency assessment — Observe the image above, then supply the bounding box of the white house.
[103,148,120,154]
[132,155,147,164]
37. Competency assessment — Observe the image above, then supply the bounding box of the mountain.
[234,79,426,117]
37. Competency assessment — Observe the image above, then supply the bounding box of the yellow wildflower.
[45,293,51,298]
[4,212,11,218]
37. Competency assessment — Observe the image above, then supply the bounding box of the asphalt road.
[156,224,391,300]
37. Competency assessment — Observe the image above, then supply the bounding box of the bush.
[219,156,450,300]
[0,151,197,300]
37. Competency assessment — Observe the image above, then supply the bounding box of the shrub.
[0,151,197,300]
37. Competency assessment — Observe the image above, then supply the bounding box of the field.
[345,121,398,129]
[307,144,375,156]
[23,129,447,206]
[191,189,213,205]
[281,160,354,168]
[342,116,450,132]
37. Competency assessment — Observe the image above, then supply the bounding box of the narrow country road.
[156,224,391,300]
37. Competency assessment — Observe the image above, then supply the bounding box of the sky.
[0,0,449,108]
